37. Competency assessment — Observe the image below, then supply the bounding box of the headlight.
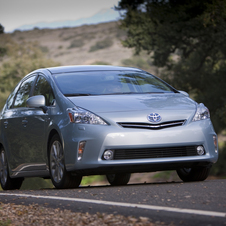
[192,103,210,122]
[67,107,107,125]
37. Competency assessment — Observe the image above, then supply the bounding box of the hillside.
[10,22,132,66]
[9,21,156,72]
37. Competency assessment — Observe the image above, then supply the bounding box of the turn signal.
[78,141,86,161]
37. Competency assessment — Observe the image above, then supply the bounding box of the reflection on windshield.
[54,71,176,96]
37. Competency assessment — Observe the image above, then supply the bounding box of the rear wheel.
[176,166,211,182]
[106,173,131,186]
[0,147,23,190]
[49,134,82,189]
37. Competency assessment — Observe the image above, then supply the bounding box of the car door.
[2,75,37,171]
[19,74,55,172]
[28,74,56,169]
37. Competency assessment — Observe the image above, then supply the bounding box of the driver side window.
[33,75,55,106]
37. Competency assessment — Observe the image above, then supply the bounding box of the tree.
[0,24,6,57]
[0,35,59,110]
[0,24,4,34]
[116,0,226,133]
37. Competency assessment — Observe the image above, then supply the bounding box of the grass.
[0,219,11,226]
[81,175,106,186]
[152,171,179,181]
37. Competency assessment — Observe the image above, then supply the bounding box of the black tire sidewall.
[106,173,131,186]
[0,147,23,190]
[177,166,211,182]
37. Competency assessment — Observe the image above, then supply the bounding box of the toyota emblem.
[147,113,162,123]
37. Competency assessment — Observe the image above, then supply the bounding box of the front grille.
[118,120,186,130]
[113,146,200,160]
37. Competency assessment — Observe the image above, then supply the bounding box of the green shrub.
[89,38,113,52]
[39,45,49,53]
[0,47,7,57]
[91,61,110,65]
[0,36,59,110]
[68,39,84,48]
[122,56,153,70]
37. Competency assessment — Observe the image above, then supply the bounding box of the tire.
[0,147,23,190]
[49,134,82,189]
[106,173,131,186]
[176,166,211,182]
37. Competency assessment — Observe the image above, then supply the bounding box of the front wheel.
[176,166,211,182]
[0,147,23,190]
[106,173,131,186]
[49,134,82,189]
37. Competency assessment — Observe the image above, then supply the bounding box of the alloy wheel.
[50,140,64,183]
[0,150,8,186]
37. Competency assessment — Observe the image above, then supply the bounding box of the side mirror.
[179,90,189,97]
[26,95,48,113]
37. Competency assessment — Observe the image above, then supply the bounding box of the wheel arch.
[47,129,60,154]
[47,127,70,170]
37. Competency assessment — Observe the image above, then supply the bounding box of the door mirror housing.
[26,95,48,113]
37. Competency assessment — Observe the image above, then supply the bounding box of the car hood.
[67,93,197,123]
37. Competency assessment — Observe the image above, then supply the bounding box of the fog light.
[78,141,86,161]
[213,135,218,153]
[197,146,205,155]
[103,150,114,160]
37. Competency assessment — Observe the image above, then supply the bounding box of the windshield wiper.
[101,92,141,95]
[64,93,92,97]
[65,92,168,97]
[101,92,166,95]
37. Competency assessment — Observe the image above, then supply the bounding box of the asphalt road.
[0,179,225,225]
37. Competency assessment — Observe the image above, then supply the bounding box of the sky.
[0,0,120,32]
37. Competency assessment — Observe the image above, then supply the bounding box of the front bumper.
[62,119,218,175]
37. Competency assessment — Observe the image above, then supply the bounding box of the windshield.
[53,71,176,96]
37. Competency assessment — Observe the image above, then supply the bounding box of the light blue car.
[0,65,218,189]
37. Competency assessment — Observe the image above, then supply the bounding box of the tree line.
[115,0,226,176]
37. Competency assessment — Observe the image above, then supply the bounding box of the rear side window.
[13,76,36,108]
[7,83,20,109]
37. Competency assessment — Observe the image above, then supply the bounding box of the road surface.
[0,179,225,225]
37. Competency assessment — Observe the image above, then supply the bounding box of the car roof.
[46,65,143,74]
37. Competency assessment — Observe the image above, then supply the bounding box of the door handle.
[22,119,28,126]
[3,121,8,128]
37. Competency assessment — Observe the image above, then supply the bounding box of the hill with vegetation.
[9,21,156,69]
